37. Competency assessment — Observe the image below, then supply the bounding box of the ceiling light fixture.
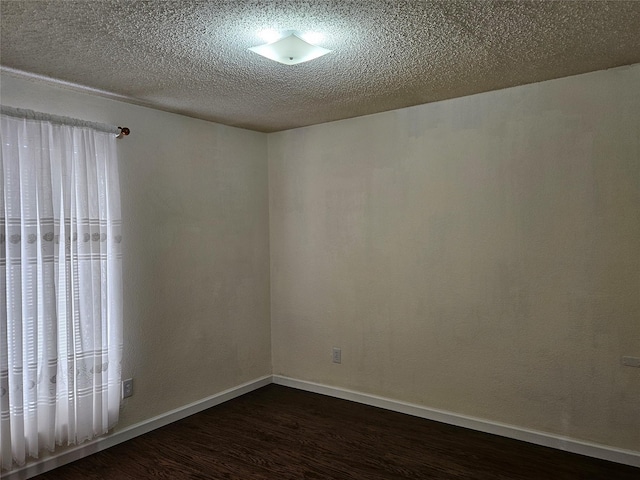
[258,29,281,43]
[248,33,331,65]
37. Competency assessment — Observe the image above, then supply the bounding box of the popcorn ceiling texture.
[1,0,640,132]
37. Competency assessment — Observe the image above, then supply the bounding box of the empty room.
[1,1,639,479]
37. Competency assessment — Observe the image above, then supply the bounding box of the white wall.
[268,64,640,451]
[0,72,272,433]
[2,63,639,469]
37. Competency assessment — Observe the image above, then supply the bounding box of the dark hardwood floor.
[34,384,638,479]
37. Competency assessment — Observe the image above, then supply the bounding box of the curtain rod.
[0,105,130,138]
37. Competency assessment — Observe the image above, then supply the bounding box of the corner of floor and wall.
[1,62,639,479]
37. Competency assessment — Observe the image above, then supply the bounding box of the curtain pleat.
[0,113,123,470]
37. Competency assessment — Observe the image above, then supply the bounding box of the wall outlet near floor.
[122,378,134,398]
[622,356,640,368]
[332,347,342,364]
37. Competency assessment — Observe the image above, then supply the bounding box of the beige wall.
[0,72,272,431]
[269,65,640,451]
[2,63,639,463]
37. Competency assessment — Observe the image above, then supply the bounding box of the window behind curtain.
[0,110,123,471]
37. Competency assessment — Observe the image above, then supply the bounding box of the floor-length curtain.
[0,111,123,470]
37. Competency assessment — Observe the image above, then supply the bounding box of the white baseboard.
[6,373,638,479]
[272,375,640,468]
[5,375,272,480]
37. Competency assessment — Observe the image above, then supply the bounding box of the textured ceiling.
[1,1,639,132]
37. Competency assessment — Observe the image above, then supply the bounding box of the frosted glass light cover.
[248,34,331,65]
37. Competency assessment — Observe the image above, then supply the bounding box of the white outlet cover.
[332,347,342,364]
[122,378,134,398]
[622,356,640,367]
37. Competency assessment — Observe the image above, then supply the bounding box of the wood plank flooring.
[33,384,638,479]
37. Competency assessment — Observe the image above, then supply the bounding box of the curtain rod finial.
[116,127,130,139]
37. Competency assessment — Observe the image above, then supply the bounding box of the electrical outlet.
[122,378,134,398]
[332,347,342,364]
[622,356,640,368]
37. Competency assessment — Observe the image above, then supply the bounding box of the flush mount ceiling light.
[248,33,331,65]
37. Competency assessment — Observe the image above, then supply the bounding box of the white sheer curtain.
[0,109,123,470]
